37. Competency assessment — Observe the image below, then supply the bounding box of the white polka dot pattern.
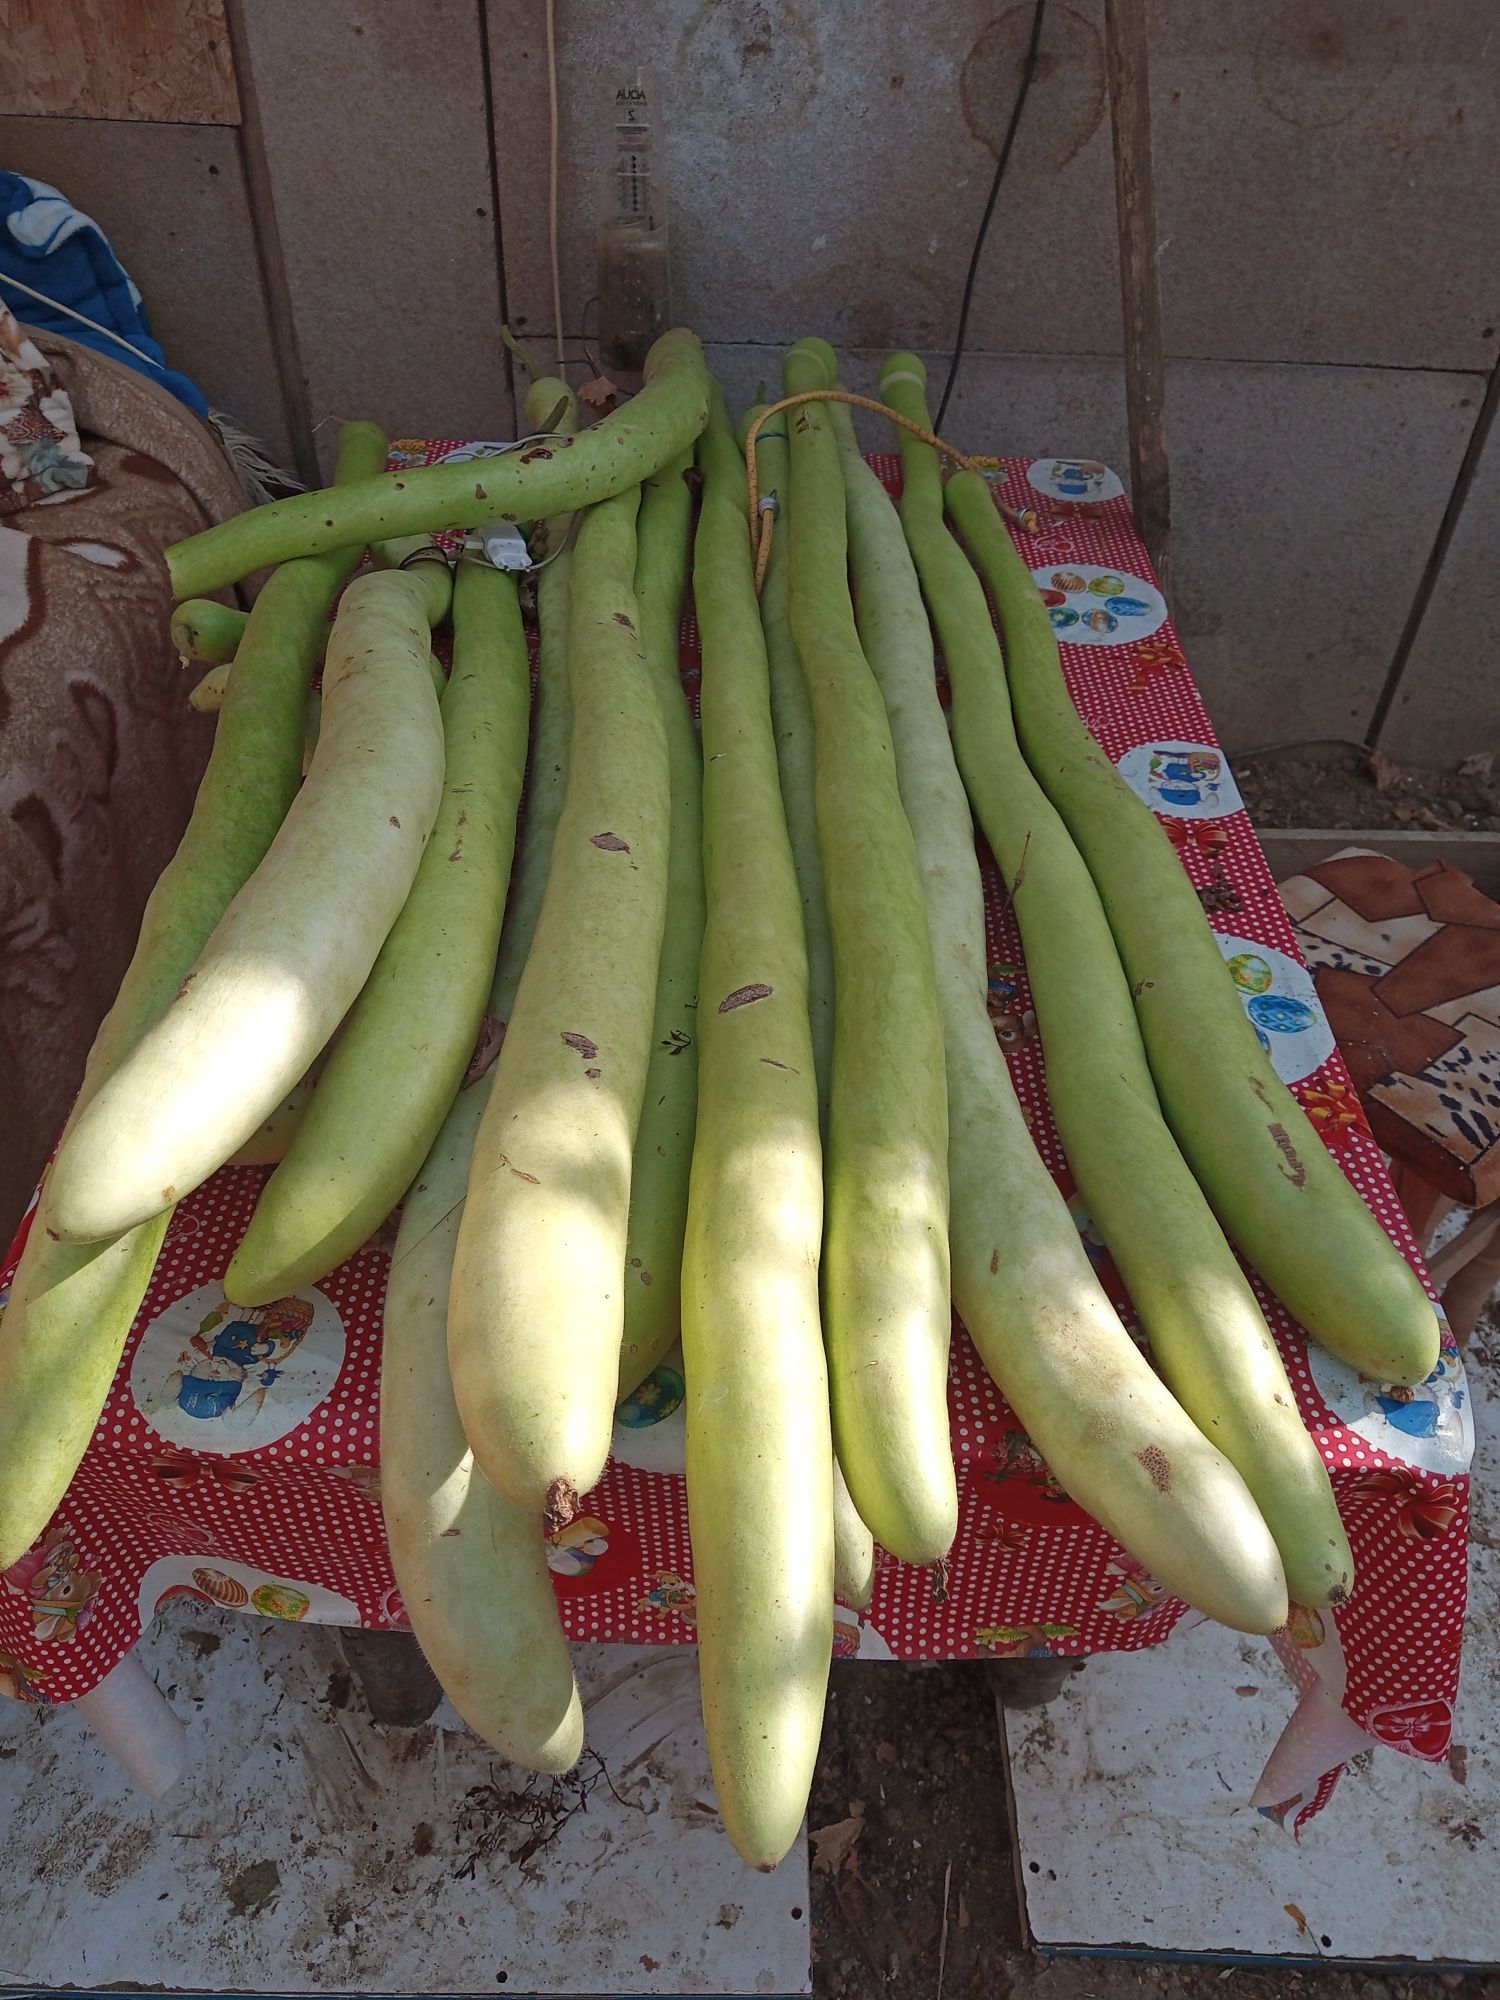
[0,446,1467,1831]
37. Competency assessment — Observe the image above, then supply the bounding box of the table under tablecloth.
[0,442,1471,1832]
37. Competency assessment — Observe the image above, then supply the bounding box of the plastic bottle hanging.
[597,69,672,377]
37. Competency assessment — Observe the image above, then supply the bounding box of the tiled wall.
[2,0,1494,764]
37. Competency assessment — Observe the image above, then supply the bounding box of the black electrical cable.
[934,0,1049,433]
[577,294,603,380]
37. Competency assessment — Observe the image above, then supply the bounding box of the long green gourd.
[737,405,834,1124]
[171,598,249,664]
[227,1062,323,1167]
[945,466,1439,1390]
[225,558,532,1302]
[521,373,583,566]
[877,355,1349,1607]
[485,379,583,1032]
[741,405,872,1594]
[783,338,955,1568]
[187,660,231,713]
[174,602,333,679]
[167,329,710,599]
[212,651,417,734]
[380,381,589,1773]
[0,422,388,1570]
[835,395,1294,1630]
[619,447,702,1398]
[49,564,452,1243]
[684,382,833,1869]
[381,999,584,1774]
[831,1461,875,1612]
[448,486,670,1525]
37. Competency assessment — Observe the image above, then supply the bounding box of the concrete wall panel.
[1150,0,1500,374]
[1165,359,1483,747]
[488,0,1121,366]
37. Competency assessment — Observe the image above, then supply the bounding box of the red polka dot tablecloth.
[0,445,1469,1835]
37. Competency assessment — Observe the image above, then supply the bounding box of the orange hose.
[741,389,1038,592]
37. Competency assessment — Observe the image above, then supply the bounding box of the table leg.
[339,1627,442,1726]
[1435,1213,1500,1345]
[75,1649,187,1797]
[1388,1158,1456,1252]
[1424,1203,1500,1347]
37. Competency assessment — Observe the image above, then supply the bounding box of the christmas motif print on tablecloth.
[136,1555,360,1628]
[1031,562,1167,645]
[1115,741,1243,822]
[1024,457,1125,508]
[5,1523,102,1645]
[1214,937,1337,1084]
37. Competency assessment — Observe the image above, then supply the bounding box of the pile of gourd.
[0,330,1437,1869]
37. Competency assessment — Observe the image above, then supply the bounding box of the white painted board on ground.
[0,1614,810,1997]
[1004,1318,1500,1966]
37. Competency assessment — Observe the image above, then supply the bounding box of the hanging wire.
[0,270,161,371]
[545,0,566,378]
[934,0,1049,431]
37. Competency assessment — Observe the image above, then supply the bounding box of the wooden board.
[0,0,240,125]
[1258,827,1500,897]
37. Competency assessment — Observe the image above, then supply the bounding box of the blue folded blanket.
[0,172,209,415]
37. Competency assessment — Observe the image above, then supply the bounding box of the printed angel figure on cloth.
[129,1280,346,1454]
[638,1570,697,1625]
[1046,458,1112,498]
[4,1524,102,1643]
[1024,456,1125,508]
[166,1295,317,1429]
[1148,748,1224,812]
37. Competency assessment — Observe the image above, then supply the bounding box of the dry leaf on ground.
[810,1810,866,1875]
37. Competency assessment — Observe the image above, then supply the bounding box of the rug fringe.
[209,407,303,505]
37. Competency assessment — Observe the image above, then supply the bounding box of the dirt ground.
[808,1659,1494,1998]
[1235,749,1500,833]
